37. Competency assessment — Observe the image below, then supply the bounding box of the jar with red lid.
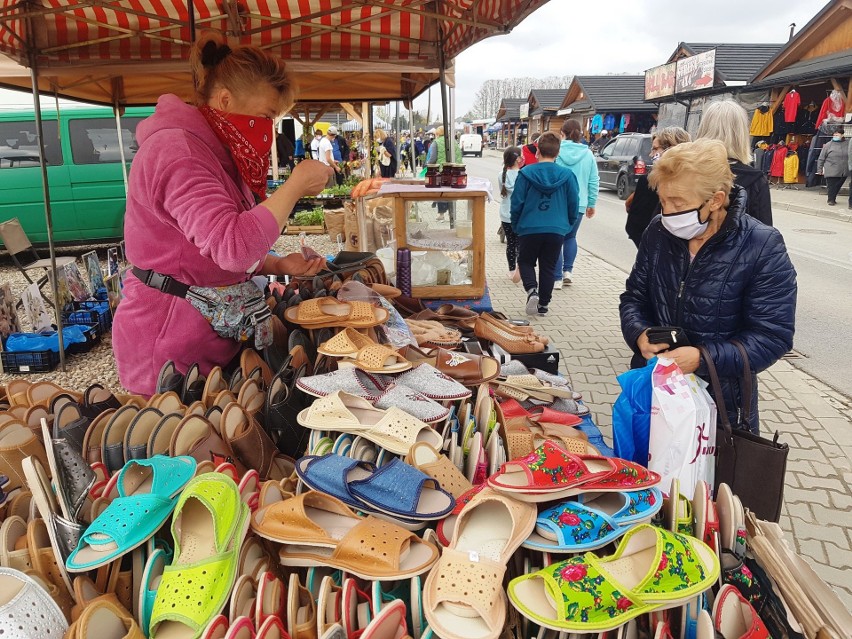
[441,164,454,188]
[452,164,468,189]
[425,164,441,188]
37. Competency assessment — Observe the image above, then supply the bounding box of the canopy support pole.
[437,30,451,163]
[114,103,129,195]
[367,104,374,178]
[28,47,65,369]
[394,100,400,175]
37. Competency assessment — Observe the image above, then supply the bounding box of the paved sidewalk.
[770,185,852,223]
[481,199,852,608]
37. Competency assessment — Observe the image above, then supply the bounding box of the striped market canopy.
[0,0,549,105]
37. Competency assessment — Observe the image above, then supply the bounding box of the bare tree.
[469,75,573,119]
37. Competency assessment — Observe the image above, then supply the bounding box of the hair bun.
[200,40,232,68]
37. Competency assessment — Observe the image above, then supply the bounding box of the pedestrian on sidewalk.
[510,133,580,316]
[624,127,690,248]
[697,100,773,225]
[553,119,600,288]
[620,139,797,434]
[498,146,524,283]
[817,127,850,208]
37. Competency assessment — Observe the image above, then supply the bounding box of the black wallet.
[646,326,691,348]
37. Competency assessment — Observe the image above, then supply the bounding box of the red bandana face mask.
[200,106,274,200]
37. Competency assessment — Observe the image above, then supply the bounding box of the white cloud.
[433,0,829,116]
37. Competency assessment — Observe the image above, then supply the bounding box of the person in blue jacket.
[510,132,580,316]
[553,119,600,289]
[620,139,797,434]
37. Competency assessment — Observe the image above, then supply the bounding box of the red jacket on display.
[816,94,845,128]
[783,91,800,123]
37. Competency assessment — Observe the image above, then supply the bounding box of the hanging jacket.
[510,162,580,237]
[817,139,849,178]
[620,187,797,433]
[749,109,774,137]
[770,144,787,177]
[730,161,773,226]
[783,154,800,184]
[555,140,600,209]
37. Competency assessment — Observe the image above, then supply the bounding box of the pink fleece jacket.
[112,94,280,396]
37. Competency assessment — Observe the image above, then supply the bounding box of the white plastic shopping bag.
[648,358,717,499]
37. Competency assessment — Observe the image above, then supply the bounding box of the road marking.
[787,246,852,272]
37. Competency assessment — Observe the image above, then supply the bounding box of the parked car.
[0,106,153,244]
[459,133,483,157]
[595,133,653,200]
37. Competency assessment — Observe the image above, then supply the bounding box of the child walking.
[498,146,524,282]
[510,132,580,316]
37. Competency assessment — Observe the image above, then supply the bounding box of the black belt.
[132,267,191,298]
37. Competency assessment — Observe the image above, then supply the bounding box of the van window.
[0,120,62,167]
[69,117,144,165]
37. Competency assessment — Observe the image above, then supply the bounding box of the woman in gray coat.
[817,126,850,208]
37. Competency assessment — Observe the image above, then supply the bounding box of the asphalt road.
[464,150,852,396]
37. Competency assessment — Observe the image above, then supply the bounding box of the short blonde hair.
[649,139,734,203]
[374,128,386,141]
[191,31,294,115]
[653,126,690,150]
[696,100,752,164]
[435,126,445,137]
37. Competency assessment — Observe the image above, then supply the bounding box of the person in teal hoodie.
[510,132,580,316]
[554,119,600,288]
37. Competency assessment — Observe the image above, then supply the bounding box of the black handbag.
[699,340,789,522]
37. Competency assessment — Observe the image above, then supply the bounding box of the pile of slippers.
[0,275,843,639]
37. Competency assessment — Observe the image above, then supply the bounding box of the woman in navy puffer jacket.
[620,140,797,433]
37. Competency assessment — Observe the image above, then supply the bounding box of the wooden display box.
[391,188,486,299]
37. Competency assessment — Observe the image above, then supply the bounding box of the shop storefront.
[747,0,852,185]
[558,76,658,142]
[494,98,527,148]
[649,43,783,135]
[523,88,570,140]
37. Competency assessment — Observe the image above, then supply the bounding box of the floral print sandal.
[524,488,664,553]
[508,524,720,633]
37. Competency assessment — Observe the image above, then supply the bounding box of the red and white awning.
[0,0,549,104]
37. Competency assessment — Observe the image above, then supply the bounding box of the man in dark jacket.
[620,140,796,433]
[731,161,773,225]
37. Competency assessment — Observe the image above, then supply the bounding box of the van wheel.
[477,152,482,158]
[617,174,629,200]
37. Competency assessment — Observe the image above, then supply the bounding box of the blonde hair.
[653,126,690,150]
[190,31,294,115]
[435,126,445,137]
[649,139,734,204]
[696,100,752,164]
[374,128,386,141]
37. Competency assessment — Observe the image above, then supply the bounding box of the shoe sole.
[525,295,539,316]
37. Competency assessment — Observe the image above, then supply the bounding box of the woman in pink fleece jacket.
[113,33,331,396]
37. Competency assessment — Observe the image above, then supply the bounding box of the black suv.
[594,133,653,200]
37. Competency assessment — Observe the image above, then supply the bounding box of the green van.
[0,106,154,244]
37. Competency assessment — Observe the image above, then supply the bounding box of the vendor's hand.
[289,160,332,197]
[585,207,596,219]
[637,330,670,361]
[277,253,326,277]
[667,346,701,374]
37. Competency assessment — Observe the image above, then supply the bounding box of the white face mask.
[833,136,842,142]
[662,201,710,240]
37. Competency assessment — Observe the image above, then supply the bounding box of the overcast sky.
[427,0,830,116]
[0,0,830,114]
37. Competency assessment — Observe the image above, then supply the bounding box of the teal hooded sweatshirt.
[556,140,600,209]
[510,162,580,237]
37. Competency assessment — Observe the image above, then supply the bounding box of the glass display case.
[391,188,486,299]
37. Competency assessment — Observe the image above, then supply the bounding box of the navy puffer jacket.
[620,186,797,433]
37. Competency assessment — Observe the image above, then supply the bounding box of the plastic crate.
[62,300,112,333]
[66,324,99,355]
[1,349,59,374]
